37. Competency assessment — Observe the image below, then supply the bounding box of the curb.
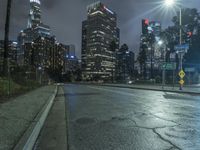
[14,86,58,150]
[64,87,70,150]
[100,84,200,95]
[75,83,200,95]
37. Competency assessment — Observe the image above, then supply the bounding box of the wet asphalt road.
[64,84,200,150]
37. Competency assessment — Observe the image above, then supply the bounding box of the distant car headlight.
[128,81,133,84]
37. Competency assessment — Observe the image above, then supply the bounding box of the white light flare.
[164,0,175,7]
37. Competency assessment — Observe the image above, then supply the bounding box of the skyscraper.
[28,0,42,28]
[116,44,135,82]
[82,2,120,81]
[148,21,162,59]
[18,0,50,66]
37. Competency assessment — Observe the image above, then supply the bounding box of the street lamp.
[164,0,175,7]
[158,40,163,46]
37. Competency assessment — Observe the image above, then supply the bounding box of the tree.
[120,44,128,52]
[3,0,12,76]
[137,44,147,79]
[47,65,63,82]
[148,33,155,79]
[120,44,129,81]
[164,8,200,65]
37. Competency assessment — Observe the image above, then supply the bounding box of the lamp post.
[178,8,184,90]
[164,0,184,90]
[3,0,12,76]
[37,66,42,84]
[3,0,12,96]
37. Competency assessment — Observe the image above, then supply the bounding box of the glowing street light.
[158,40,163,46]
[164,0,175,7]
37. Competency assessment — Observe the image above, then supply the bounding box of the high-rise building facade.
[116,45,135,82]
[148,21,161,38]
[68,45,76,57]
[148,21,162,59]
[24,36,68,75]
[24,36,55,69]
[82,2,120,81]
[28,0,42,28]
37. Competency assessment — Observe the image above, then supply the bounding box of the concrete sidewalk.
[101,83,200,95]
[0,85,56,150]
[34,87,68,150]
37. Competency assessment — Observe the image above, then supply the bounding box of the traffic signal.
[142,19,149,35]
[187,32,192,37]
[186,31,192,42]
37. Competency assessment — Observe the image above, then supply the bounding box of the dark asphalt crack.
[149,113,181,126]
[164,146,176,150]
[153,128,182,150]
[127,118,182,150]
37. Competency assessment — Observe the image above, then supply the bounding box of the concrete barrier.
[14,86,58,150]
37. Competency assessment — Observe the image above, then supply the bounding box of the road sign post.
[174,44,189,52]
[175,44,189,90]
[178,69,185,88]
[179,70,185,79]
[179,79,185,85]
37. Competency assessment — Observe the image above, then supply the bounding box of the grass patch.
[0,77,40,102]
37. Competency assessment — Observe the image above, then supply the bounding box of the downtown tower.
[82,2,120,81]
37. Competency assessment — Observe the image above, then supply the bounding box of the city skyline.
[0,1,200,149]
[0,0,199,58]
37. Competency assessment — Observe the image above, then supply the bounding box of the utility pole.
[3,0,12,76]
[8,58,11,96]
[4,0,12,96]
[162,45,166,89]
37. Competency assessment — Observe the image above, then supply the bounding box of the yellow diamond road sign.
[179,80,185,85]
[179,70,185,78]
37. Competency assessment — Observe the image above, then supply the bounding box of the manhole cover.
[76,117,96,125]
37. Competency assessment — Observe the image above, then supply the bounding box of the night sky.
[0,0,199,58]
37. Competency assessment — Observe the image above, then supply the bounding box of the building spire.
[30,0,41,5]
[28,0,41,28]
